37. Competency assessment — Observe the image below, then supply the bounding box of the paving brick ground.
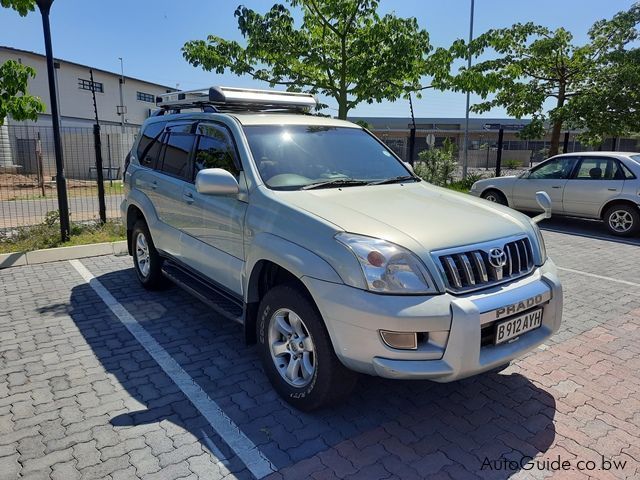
[1,229,639,479]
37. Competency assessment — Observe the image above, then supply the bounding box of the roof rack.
[154,86,317,114]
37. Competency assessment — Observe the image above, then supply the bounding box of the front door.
[563,156,628,218]
[512,156,578,213]
[181,122,247,293]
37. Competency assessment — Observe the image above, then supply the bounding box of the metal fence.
[376,128,640,176]
[0,123,137,230]
[1,121,639,231]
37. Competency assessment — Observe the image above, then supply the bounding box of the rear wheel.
[257,284,357,411]
[132,220,165,289]
[481,189,508,206]
[603,204,639,237]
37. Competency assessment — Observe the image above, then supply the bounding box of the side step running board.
[162,262,244,324]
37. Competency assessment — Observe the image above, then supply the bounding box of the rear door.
[512,156,578,213]
[153,122,197,259]
[563,156,628,218]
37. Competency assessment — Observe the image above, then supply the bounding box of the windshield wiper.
[301,179,371,190]
[369,175,419,185]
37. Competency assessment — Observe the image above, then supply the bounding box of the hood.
[279,182,532,252]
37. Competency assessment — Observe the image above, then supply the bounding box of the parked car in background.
[470,152,640,236]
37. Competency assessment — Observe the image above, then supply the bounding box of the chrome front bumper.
[302,258,562,381]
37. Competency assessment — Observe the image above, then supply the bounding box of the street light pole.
[35,0,70,241]
[461,0,475,180]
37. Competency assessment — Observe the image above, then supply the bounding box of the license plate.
[495,308,543,345]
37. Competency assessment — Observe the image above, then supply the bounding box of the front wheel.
[257,284,357,411]
[603,204,639,237]
[481,189,508,206]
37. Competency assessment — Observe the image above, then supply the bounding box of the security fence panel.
[0,124,137,231]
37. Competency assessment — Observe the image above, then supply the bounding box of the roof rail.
[155,86,317,113]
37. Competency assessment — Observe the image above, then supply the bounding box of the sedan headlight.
[531,221,547,264]
[335,233,437,294]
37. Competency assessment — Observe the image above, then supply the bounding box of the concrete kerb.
[0,241,128,269]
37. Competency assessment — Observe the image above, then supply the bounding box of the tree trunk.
[548,119,563,157]
[548,83,566,156]
[337,89,349,120]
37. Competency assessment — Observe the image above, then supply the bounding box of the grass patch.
[0,212,125,254]
[5,182,124,201]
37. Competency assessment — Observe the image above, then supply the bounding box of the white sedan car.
[470,152,640,236]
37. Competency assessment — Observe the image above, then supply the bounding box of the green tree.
[0,0,45,125]
[183,0,449,119]
[446,4,640,156]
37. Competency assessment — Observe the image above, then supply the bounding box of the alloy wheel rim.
[268,308,316,387]
[485,194,498,202]
[135,232,151,277]
[609,210,633,233]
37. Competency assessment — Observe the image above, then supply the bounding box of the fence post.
[36,132,45,197]
[563,131,570,153]
[495,128,504,177]
[93,124,107,224]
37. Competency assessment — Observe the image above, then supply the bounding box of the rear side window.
[159,132,195,180]
[574,157,627,180]
[137,121,166,167]
[194,123,240,178]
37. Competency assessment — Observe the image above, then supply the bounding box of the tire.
[131,220,165,290]
[603,204,640,237]
[486,362,510,375]
[481,189,508,206]
[257,284,357,411]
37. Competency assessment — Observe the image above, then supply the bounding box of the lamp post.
[461,0,475,180]
[35,0,70,241]
[118,57,126,132]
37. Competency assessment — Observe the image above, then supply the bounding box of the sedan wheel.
[604,205,639,237]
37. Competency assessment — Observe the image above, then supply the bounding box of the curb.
[0,241,128,269]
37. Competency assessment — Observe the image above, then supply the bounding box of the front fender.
[243,232,343,303]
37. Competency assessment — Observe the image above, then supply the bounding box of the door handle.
[607,188,618,191]
[151,181,158,190]
[551,186,562,189]
[183,192,194,204]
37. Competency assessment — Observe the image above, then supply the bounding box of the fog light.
[380,330,417,350]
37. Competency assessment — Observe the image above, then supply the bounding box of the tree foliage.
[446,4,640,155]
[183,0,450,119]
[0,60,45,125]
[0,0,35,16]
[1,0,44,125]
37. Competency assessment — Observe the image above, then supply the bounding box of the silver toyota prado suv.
[122,86,563,410]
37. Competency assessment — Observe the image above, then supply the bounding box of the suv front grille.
[436,237,534,293]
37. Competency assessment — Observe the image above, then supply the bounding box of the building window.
[78,78,103,93]
[137,91,155,103]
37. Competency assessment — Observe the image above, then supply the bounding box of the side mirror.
[532,191,552,223]
[403,161,414,173]
[195,168,239,196]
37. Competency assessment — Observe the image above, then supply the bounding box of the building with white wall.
[1,45,176,127]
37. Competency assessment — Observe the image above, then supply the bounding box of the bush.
[414,139,458,187]
[504,159,521,169]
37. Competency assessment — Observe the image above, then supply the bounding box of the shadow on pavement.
[61,264,556,479]
[537,216,640,246]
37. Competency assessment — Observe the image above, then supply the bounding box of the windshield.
[243,125,414,190]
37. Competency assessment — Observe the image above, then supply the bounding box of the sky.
[0,0,635,119]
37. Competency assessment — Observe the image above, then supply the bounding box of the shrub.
[414,139,458,187]
[504,159,521,169]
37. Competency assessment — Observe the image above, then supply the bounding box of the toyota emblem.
[488,248,508,268]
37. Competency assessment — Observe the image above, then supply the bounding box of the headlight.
[335,233,437,294]
[531,221,547,264]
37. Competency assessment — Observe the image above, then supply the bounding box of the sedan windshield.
[243,125,415,190]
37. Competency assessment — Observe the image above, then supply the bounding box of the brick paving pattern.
[0,229,639,479]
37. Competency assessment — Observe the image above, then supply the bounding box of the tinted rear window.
[137,121,166,167]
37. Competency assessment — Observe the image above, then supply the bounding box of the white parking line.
[557,266,640,288]
[69,259,276,479]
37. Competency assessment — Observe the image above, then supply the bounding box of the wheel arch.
[126,204,145,256]
[599,198,640,220]
[481,187,509,206]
